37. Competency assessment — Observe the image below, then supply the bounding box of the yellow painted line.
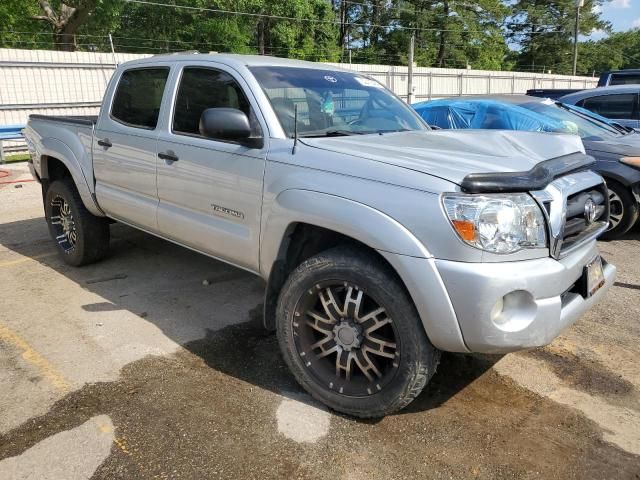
[0,321,70,391]
[0,252,57,268]
[113,437,131,455]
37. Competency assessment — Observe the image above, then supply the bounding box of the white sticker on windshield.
[541,98,555,105]
[354,76,384,88]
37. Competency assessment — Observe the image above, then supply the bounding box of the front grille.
[560,184,608,255]
[531,170,609,259]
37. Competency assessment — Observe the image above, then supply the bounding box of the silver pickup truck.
[24,53,616,417]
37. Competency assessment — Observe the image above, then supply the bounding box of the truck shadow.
[1,217,499,418]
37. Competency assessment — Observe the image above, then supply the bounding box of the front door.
[93,66,171,232]
[155,64,268,272]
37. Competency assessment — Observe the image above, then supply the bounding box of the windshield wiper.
[300,129,367,138]
[325,129,368,137]
[376,128,413,134]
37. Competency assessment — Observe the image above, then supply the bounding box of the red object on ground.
[0,168,35,184]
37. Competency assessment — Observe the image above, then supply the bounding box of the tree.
[509,0,609,74]
[578,29,640,74]
[0,0,634,75]
[250,0,340,61]
[369,0,508,69]
[0,0,50,49]
[33,0,107,51]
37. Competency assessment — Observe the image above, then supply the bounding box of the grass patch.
[2,153,30,163]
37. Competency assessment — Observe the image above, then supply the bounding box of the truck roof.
[118,53,351,72]
[559,84,640,103]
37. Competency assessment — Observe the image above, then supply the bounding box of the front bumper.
[435,242,616,353]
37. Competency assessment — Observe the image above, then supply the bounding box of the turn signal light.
[452,220,477,242]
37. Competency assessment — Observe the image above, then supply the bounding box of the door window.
[172,67,260,138]
[582,94,635,119]
[111,68,169,129]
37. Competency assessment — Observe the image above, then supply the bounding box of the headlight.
[442,193,547,253]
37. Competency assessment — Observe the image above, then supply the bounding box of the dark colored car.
[413,95,640,238]
[597,69,640,87]
[526,88,583,100]
[559,85,640,130]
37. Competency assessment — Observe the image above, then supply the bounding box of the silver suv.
[24,54,616,417]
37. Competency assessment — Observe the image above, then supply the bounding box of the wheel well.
[263,223,403,330]
[41,156,71,192]
[602,175,635,191]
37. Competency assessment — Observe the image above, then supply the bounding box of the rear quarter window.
[111,68,170,129]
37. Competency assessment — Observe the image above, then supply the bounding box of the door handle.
[158,151,179,162]
[97,138,112,148]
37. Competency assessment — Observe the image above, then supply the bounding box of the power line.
[123,0,569,35]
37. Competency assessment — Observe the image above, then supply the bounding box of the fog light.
[490,297,504,323]
[491,290,537,332]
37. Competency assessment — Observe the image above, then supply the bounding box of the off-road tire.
[44,179,110,266]
[601,180,638,240]
[276,246,440,418]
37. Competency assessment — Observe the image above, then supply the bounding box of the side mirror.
[199,108,262,148]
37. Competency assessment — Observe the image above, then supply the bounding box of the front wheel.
[44,179,110,266]
[601,180,638,240]
[276,247,440,418]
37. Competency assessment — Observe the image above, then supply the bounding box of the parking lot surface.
[1,163,639,479]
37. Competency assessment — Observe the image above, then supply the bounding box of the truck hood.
[301,129,585,185]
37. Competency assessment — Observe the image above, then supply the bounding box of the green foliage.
[0,0,637,74]
[578,29,640,74]
[0,0,51,49]
[508,0,610,73]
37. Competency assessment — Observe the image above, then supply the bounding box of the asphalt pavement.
[1,163,639,479]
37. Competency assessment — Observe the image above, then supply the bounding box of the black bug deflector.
[460,152,595,193]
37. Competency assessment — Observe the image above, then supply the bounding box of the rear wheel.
[601,180,638,240]
[276,247,440,418]
[45,179,110,266]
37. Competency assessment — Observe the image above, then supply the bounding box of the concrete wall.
[1,48,598,127]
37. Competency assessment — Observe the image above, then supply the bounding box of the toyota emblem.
[584,198,598,224]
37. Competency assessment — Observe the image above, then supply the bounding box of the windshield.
[249,66,427,137]
[517,99,621,140]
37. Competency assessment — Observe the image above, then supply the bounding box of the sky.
[587,0,640,40]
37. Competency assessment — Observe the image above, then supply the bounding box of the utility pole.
[407,33,415,104]
[108,33,117,67]
[572,0,584,76]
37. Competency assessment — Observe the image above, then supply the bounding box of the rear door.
[93,65,171,231]
[155,62,268,271]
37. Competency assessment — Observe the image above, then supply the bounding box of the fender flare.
[259,189,436,332]
[39,137,104,217]
[260,189,432,278]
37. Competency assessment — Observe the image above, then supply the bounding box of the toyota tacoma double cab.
[24,54,616,417]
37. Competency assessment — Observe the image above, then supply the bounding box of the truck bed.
[29,114,98,126]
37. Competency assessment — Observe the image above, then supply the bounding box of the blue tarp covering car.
[412,95,640,239]
[413,98,558,131]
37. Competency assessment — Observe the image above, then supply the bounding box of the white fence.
[1,47,598,128]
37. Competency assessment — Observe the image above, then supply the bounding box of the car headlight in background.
[442,193,547,253]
